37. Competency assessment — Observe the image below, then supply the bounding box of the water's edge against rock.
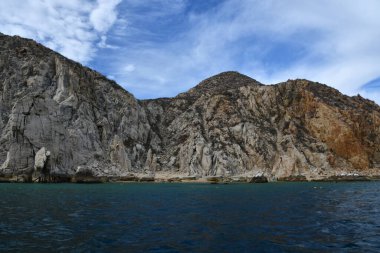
[1,174,379,184]
[1,33,380,183]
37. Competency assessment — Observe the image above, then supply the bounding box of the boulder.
[1,33,380,182]
[34,147,50,171]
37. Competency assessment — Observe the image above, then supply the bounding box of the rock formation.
[33,147,50,181]
[1,33,380,182]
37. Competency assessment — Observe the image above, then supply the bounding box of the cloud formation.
[0,0,121,63]
[100,0,380,102]
[1,0,380,103]
[90,0,122,33]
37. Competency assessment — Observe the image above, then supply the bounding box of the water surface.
[0,182,379,252]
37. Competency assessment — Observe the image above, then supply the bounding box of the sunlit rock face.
[143,73,380,180]
[1,33,380,181]
[0,34,151,180]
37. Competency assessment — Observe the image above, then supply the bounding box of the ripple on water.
[0,182,380,251]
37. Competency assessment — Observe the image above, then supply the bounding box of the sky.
[0,0,380,103]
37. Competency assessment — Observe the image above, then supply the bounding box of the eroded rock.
[34,147,50,171]
[1,33,380,182]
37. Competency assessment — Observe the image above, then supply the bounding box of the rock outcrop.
[33,147,50,181]
[0,33,152,182]
[143,73,380,181]
[1,33,380,182]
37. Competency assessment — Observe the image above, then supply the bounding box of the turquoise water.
[0,182,379,252]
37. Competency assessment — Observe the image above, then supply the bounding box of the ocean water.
[0,182,379,252]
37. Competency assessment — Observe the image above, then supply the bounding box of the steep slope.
[1,33,380,182]
[144,77,380,180]
[0,34,156,181]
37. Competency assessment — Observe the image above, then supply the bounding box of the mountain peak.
[1,34,380,182]
[181,71,262,97]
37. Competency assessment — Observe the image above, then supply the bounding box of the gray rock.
[1,34,380,182]
[34,147,49,171]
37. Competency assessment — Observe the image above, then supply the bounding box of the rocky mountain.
[1,33,380,182]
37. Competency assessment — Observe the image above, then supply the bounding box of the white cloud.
[186,0,380,90]
[108,0,380,103]
[0,0,121,63]
[124,64,136,72]
[90,0,122,33]
[122,0,186,16]
[1,0,379,104]
[98,35,119,49]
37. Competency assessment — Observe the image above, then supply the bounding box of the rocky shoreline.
[1,34,380,181]
[1,174,379,184]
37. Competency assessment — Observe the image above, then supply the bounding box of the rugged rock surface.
[1,33,380,182]
[0,33,152,182]
[143,73,380,181]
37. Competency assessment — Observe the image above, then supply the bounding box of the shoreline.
[1,174,380,184]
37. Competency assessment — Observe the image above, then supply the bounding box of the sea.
[0,182,379,252]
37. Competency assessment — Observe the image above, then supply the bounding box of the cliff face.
[143,74,380,180]
[0,34,152,181]
[1,34,380,182]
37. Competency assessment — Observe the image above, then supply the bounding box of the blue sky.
[1,0,380,103]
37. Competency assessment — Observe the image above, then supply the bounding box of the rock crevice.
[1,34,380,182]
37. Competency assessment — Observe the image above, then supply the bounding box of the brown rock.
[1,34,380,181]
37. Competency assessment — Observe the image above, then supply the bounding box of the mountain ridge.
[1,33,380,183]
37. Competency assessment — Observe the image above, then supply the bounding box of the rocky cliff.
[1,33,380,182]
